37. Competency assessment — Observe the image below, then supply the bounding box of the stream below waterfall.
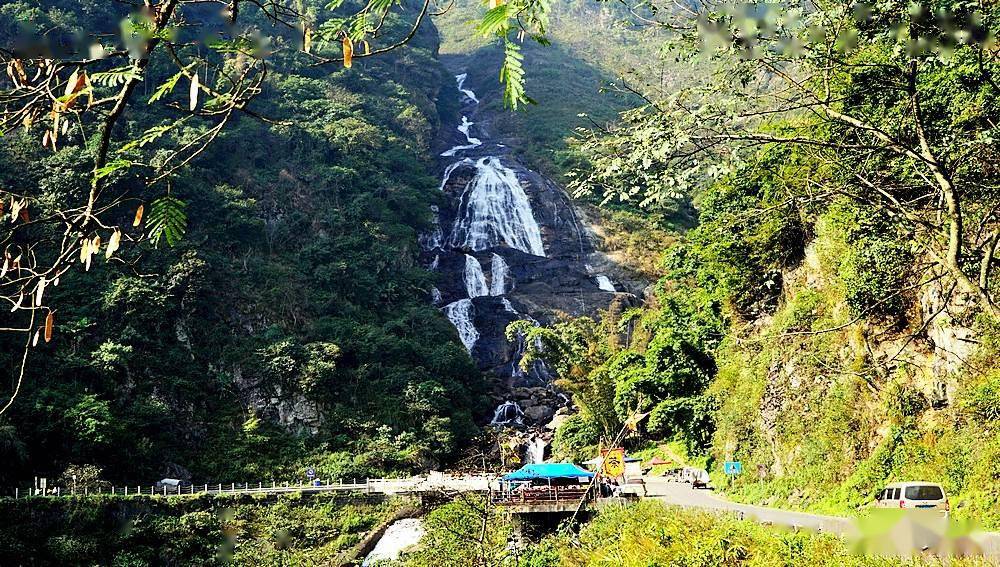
[361,518,424,566]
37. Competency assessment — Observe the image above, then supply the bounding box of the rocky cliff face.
[424,71,639,453]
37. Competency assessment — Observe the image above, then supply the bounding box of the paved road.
[643,478,1000,559]
[643,479,854,535]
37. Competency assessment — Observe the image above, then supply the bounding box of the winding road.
[643,478,1000,559]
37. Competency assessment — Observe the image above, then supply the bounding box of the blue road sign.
[724,461,742,475]
[306,467,316,479]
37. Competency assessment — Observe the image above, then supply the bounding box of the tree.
[570,0,1000,320]
[0,0,440,414]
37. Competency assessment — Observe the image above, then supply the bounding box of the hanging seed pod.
[342,37,354,69]
[44,311,54,343]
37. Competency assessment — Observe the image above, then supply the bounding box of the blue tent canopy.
[503,463,594,481]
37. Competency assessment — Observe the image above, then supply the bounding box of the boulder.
[522,404,555,424]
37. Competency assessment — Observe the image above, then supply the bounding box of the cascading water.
[595,275,616,292]
[439,158,473,191]
[490,400,524,426]
[430,287,442,305]
[447,157,546,257]
[525,436,546,464]
[428,72,575,436]
[442,299,478,352]
[441,117,482,157]
[455,72,479,103]
[419,205,444,250]
[490,253,510,296]
[362,518,424,566]
[464,254,489,298]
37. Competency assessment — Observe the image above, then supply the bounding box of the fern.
[147,196,187,247]
[477,5,511,36]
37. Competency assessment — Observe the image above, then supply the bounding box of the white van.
[680,467,710,489]
[875,482,949,513]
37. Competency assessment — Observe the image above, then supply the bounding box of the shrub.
[961,372,1000,422]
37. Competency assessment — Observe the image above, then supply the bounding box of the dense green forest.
[0,0,486,486]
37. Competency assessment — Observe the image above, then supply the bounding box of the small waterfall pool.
[362,518,424,566]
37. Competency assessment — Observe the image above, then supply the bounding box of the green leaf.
[477,5,511,37]
[499,40,534,110]
[91,67,143,87]
[94,159,133,180]
[147,196,188,248]
[119,121,183,152]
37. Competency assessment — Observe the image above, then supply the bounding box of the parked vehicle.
[680,467,710,489]
[155,478,192,493]
[875,482,949,514]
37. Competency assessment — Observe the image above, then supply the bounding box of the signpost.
[306,467,315,480]
[723,461,743,475]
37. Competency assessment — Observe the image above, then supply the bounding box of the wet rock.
[522,404,555,424]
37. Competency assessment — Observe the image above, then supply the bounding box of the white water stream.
[490,253,510,296]
[525,436,546,464]
[362,518,424,566]
[464,254,489,298]
[455,72,479,103]
[442,299,479,352]
[441,116,482,157]
[595,275,616,292]
[447,157,546,256]
[490,400,525,425]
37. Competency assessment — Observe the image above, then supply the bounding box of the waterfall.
[441,116,482,157]
[511,330,551,384]
[490,253,510,296]
[501,297,519,314]
[430,287,442,305]
[419,205,444,250]
[525,436,546,464]
[442,299,479,352]
[464,255,489,298]
[455,72,479,103]
[428,254,439,271]
[439,158,473,191]
[490,400,524,426]
[595,275,616,292]
[447,157,546,257]
[362,518,424,566]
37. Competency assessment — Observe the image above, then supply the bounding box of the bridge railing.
[2,474,501,500]
[1,478,415,500]
[492,485,592,505]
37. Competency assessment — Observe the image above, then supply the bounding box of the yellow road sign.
[602,448,625,477]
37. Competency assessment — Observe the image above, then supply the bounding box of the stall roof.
[503,463,595,481]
